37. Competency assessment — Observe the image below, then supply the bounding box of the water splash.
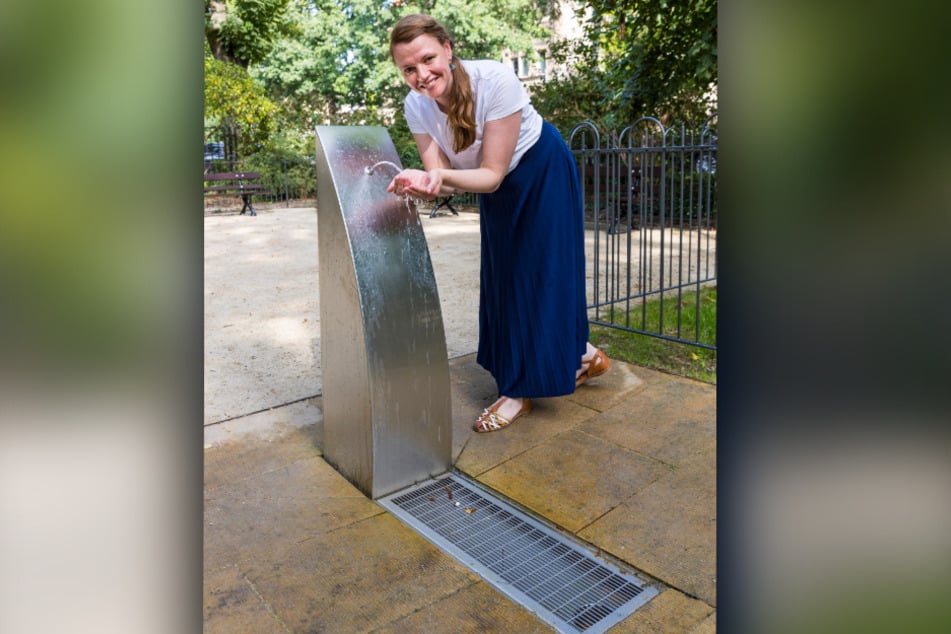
[404,195,423,217]
[363,160,423,217]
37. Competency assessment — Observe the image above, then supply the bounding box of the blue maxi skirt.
[477,121,589,398]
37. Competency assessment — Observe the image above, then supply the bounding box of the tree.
[533,0,717,130]
[204,41,278,151]
[205,0,293,68]
[204,1,289,159]
[254,0,550,165]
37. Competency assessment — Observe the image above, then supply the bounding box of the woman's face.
[392,34,454,106]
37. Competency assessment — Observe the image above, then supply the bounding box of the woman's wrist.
[432,167,452,195]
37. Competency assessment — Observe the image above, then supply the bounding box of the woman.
[387,14,610,432]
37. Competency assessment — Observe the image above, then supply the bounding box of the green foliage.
[533,0,717,130]
[204,41,278,148]
[242,146,316,201]
[252,0,548,169]
[203,0,717,176]
[205,0,292,67]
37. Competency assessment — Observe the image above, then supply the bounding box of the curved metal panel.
[315,126,451,499]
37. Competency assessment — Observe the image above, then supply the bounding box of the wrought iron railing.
[569,115,718,349]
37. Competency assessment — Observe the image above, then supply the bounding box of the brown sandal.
[576,349,612,387]
[473,397,533,433]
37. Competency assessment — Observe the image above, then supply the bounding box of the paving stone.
[204,402,323,492]
[565,359,647,412]
[241,513,480,633]
[373,580,554,633]
[477,429,669,533]
[578,372,715,467]
[204,397,323,448]
[611,588,714,633]
[455,397,598,478]
[579,449,717,605]
[204,563,288,633]
[205,454,382,568]
[690,611,717,633]
[448,354,501,462]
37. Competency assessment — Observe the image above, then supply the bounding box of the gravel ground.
[204,205,715,425]
[204,207,481,425]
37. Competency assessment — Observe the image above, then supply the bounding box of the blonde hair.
[390,14,476,153]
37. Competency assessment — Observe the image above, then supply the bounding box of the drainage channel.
[378,472,658,633]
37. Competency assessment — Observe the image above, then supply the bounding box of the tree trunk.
[205,0,248,68]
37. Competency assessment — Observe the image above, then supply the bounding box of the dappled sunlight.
[264,316,318,347]
[419,213,482,238]
[205,209,321,424]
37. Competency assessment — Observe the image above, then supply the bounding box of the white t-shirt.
[404,59,544,174]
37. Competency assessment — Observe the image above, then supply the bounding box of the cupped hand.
[386,168,443,200]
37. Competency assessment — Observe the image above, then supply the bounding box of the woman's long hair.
[390,14,476,153]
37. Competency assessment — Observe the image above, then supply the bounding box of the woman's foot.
[473,396,532,433]
[576,344,612,387]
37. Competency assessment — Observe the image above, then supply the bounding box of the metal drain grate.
[378,473,658,633]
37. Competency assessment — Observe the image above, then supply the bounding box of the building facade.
[500,1,586,90]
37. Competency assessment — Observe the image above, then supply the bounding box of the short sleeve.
[404,94,427,133]
[483,66,530,122]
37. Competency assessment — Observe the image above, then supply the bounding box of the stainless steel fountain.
[314,126,451,499]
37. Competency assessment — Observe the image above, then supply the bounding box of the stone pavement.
[204,207,716,632]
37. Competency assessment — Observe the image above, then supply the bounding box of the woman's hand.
[387,168,443,200]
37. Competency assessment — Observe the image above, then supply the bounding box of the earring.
[449,63,456,70]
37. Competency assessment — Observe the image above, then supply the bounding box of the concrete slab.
[577,367,715,466]
[204,397,324,450]
[456,395,599,478]
[204,454,382,568]
[476,429,670,533]
[202,373,718,631]
[238,513,480,633]
[691,611,717,633]
[204,399,324,491]
[564,358,647,412]
[579,449,717,605]
[204,563,289,633]
[372,580,553,633]
[610,588,714,633]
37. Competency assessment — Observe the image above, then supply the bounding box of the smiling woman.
[384,14,611,433]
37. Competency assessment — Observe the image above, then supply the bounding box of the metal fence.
[204,123,317,209]
[203,118,717,350]
[204,153,317,209]
[569,115,717,350]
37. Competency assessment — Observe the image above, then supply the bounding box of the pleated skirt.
[477,121,589,398]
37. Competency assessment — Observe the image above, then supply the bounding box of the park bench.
[203,171,268,216]
[429,195,459,218]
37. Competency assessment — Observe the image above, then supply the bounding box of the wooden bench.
[203,171,268,216]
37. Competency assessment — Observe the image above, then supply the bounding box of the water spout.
[364,160,402,176]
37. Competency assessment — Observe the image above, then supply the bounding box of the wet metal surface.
[315,126,451,499]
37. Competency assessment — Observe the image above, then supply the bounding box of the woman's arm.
[414,133,451,171]
[389,111,522,199]
[387,133,453,198]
